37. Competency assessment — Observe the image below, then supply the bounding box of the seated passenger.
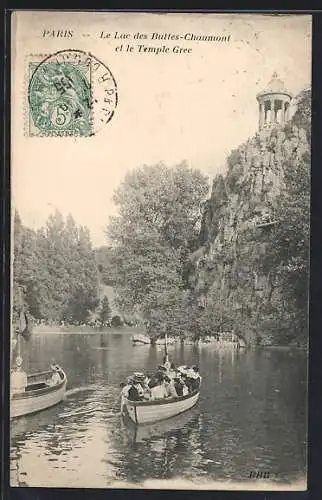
[190,366,201,390]
[168,362,177,379]
[11,367,28,394]
[182,381,189,396]
[150,380,168,400]
[173,377,184,396]
[177,365,189,378]
[184,366,200,391]
[48,366,61,386]
[141,376,152,400]
[164,376,178,398]
[148,378,158,389]
[128,381,143,401]
[180,373,192,394]
[120,378,132,398]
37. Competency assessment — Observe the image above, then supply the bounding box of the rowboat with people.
[11,364,67,419]
[11,287,67,419]
[120,382,200,425]
[120,333,201,425]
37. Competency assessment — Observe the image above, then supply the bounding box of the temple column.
[282,101,286,123]
[268,98,273,123]
[259,102,264,129]
[270,98,276,123]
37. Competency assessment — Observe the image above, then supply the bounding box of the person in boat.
[120,377,133,398]
[163,375,178,398]
[150,376,168,400]
[139,374,152,400]
[148,369,164,390]
[127,377,145,401]
[177,366,189,380]
[181,377,189,396]
[177,365,189,375]
[186,366,201,391]
[175,371,189,395]
[133,373,147,399]
[48,365,61,386]
[180,373,193,393]
[11,356,28,394]
[173,376,184,396]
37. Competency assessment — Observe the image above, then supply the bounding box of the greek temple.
[256,72,292,130]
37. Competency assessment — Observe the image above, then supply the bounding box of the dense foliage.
[106,162,209,337]
[258,149,310,345]
[13,210,99,325]
[94,246,117,286]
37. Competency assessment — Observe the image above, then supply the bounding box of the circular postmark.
[28,49,118,137]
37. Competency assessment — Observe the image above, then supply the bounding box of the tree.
[99,296,112,325]
[95,246,117,286]
[12,210,44,320]
[106,162,209,334]
[292,88,311,141]
[62,224,99,324]
[13,210,99,325]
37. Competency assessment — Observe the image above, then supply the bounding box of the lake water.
[10,331,308,489]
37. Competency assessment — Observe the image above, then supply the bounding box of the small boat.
[121,333,201,424]
[183,337,199,345]
[10,287,67,419]
[131,333,151,345]
[121,386,200,425]
[11,365,67,419]
[153,336,178,346]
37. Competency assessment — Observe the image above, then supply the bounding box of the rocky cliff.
[189,120,310,346]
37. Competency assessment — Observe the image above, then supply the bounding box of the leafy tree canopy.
[106,162,209,334]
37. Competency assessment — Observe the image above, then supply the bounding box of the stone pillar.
[265,100,269,124]
[259,102,264,129]
[268,98,273,123]
[282,101,286,123]
[270,98,276,123]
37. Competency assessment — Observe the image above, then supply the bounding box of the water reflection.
[121,406,200,444]
[10,332,307,488]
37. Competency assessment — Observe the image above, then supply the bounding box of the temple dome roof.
[256,72,292,100]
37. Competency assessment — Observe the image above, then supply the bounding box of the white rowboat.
[121,387,200,425]
[131,334,151,345]
[11,366,67,419]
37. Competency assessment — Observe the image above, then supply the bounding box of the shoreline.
[32,325,142,335]
[30,327,307,350]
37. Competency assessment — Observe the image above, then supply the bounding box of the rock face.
[189,122,309,346]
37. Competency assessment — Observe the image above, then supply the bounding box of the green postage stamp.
[27,50,118,137]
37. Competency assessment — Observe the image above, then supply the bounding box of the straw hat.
[133,372,146,383]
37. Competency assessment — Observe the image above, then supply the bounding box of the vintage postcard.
[10,11,311,490]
